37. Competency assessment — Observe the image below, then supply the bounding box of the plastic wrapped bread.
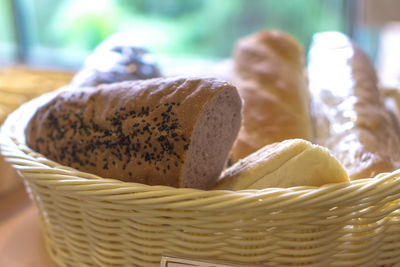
[308,32,400,179]
[71,33,161,87]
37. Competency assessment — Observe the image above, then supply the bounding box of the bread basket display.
[1,91,400,267]
[3,30,400,267]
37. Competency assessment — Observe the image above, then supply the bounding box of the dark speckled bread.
[25,77,242,189]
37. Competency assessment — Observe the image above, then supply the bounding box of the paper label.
[160,255,237,267]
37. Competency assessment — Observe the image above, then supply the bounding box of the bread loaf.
[213,139,349,190]
[308,32,400,179]
[230,30,313,162]
[25,77,242,189]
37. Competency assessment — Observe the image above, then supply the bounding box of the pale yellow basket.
[2,92,400,267]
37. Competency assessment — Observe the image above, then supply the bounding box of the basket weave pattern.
[2,98,400,266]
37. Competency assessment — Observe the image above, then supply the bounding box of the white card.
[160,255,237,267]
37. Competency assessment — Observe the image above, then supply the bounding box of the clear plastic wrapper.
[71,33,161,87]
[308,32,400,179]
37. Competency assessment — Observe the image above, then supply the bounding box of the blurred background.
[1,0,400,86]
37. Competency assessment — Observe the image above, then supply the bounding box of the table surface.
[0,186,57,267]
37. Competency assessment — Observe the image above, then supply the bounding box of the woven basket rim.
[2,91,400,213]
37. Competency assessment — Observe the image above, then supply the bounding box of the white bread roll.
[213,139,349,190]
[25,76,242,189]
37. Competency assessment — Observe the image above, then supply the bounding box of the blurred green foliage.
[3,0,347,62]
[0,0,16,63]
[0,1,14,43]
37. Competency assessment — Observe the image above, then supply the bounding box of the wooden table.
[0,186,57,267]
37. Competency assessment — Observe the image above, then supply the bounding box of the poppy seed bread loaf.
[25,77,242,189]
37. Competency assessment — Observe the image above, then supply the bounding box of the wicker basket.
[2,93,400,267]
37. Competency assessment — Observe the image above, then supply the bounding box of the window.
[0,0,17,64]
[4,0,349,69]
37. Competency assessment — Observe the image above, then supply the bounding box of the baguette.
[230,30,313,162]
